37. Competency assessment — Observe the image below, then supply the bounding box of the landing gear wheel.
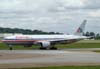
[9,47,13,50]
[8,45,13,50]
[40,47,47,50]
[50,47,57,50]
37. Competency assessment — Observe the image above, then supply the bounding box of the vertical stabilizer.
[74,20,87,36]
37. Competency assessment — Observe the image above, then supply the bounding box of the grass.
[13,66,100,69]
[56,40,100,49]
[57,43,100,49]
[77,40,100,43]
[0,40,100,50]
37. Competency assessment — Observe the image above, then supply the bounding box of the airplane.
[1,20,87,50]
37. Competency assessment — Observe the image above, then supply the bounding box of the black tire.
[40,47,47,50]
[50,47,57,50]
[9,47,13,50]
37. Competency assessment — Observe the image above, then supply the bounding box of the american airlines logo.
[16,36,32,39]
[77,27,83,33]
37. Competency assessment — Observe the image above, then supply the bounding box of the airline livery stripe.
[2,40,37,42]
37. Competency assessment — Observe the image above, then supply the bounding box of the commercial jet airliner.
[2,20,87,50]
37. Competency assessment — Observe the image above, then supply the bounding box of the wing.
[36,38,81,44]
[50,39,80,44]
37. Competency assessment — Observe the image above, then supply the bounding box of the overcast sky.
[0,0,100,34]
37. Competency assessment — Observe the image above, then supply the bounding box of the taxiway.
[0,49,100,68]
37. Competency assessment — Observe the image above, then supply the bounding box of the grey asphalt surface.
[63,48,100,51]
[0,49,100,64]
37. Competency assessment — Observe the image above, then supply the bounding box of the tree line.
[0,27,62,34]
[84,32,100,40]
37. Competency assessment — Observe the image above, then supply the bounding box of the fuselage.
[2,34,86,45]
[4,34,85,41]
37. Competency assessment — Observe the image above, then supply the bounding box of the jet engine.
[40,41,51,47]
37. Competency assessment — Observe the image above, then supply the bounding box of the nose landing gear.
[8,45,13,50]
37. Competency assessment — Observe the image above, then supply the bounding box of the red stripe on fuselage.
[2,40,37,42]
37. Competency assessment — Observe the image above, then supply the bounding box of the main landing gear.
[39,46,57,50]
[39,47,47,50]
[49,47,57,50]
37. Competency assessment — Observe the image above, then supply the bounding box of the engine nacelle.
[40,41,51,47]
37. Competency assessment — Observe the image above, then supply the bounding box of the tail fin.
[74,20,87,36]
